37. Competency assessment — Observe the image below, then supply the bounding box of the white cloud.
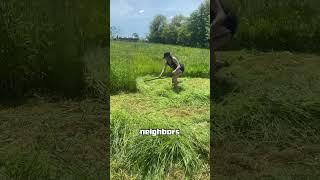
[169,16,174,19]
[139,10,145,14]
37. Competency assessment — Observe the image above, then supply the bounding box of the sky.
[111,0,205,38]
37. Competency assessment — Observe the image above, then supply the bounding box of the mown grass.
[0,98,108,179]
[111,77,210,179]
[0,1,109,179]
[111,41,209,93]
[0,48,109,179]
[110,41,209,179]
[212,50,320,178]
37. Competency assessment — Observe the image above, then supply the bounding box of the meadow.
[1,39,319,179]
[212,50,320,178]
[0,98,108,179]
[0,47,109,179]
[110,41,209,93]
[0,1,109,178]
[111,41,320,179]
[110,41,210,179]
[222,0,320,52]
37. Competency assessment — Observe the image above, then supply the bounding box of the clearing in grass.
[110,41,210,179]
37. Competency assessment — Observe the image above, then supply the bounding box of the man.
[211,0,238,71]
[158,52,184,86]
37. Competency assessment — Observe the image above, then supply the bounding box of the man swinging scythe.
[211,0,238,73]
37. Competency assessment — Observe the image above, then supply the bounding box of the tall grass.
[110,41,209,93]
[221,0,320,52]
[0,1,107,101]
[110,42,210,178]
[112,111,205,179]
[111,83,210,179]
[212,51,320,143]
[212,51,320,177]
[0,1,108,178]
[0,98,109,179]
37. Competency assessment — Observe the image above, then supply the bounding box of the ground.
[1,46,320,179]
[0,98,108,179]
[212,50,320,179]
[111,76,210,179]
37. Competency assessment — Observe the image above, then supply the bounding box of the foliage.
[148,0,210,48]
[148,15,168,43]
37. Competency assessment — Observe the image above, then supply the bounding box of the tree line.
[148,0,320,52]
[148,0,210,48]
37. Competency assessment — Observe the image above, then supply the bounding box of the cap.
[163,52,171,58]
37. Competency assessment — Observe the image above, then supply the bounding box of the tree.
[171,15,186,27]
[111,26,120,39]
[132,33,139,39]
[147,1,210,47]
[148,15,167,43]
[161,24,178,44]
[177,22,191,46]
[188,0,209,47]
[162,15,186,44]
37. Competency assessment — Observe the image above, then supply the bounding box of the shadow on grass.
[183,72,209,78]
[172,85,184,94]
[212,75,239,103]
[0,90,89,108]
[0,98,27,108]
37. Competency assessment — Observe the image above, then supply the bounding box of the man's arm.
[158,61,167,77]
[212,0,226,28]
[172,57,181,73]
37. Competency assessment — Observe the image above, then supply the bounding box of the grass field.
[0,98,108,179]
[212,50,320,178]
[110,41,210,179]
[0,48,109,179]
[111,77,210,179]
[111,41,320,179]
[1,40,319,179]
[111,41,209,93]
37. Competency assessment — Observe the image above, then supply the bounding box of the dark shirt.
[166,57,179,70]
[211,5,238,35]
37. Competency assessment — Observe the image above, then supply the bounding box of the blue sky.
[111,0,205,38]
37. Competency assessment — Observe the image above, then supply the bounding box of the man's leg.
[172,70,182,86]
[212,26,232,72]
[211,0,232,73]
[172,75,176,85]
[213,26,232,50]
